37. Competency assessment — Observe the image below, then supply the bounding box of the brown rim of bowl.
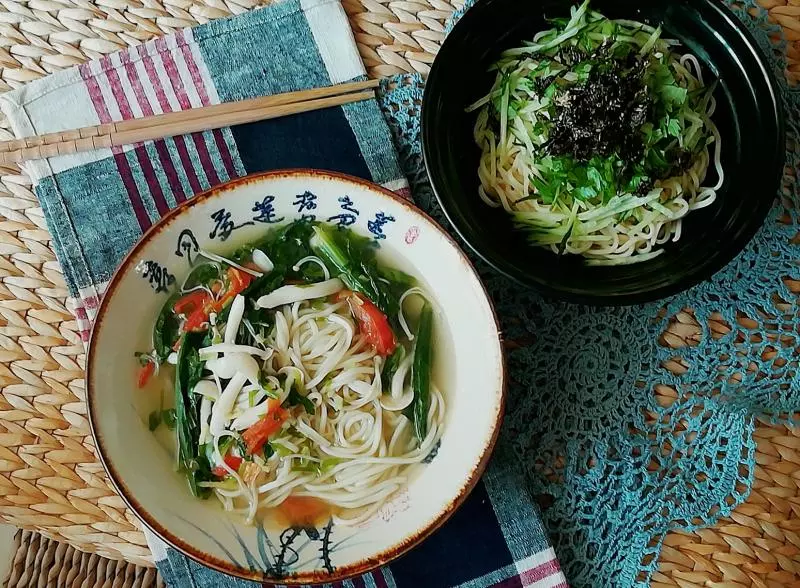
[86,168,507,584]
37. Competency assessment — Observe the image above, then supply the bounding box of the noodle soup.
[135,220,448,528]
[89,170,502,582]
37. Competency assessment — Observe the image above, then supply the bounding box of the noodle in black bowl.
[422,0,784,304]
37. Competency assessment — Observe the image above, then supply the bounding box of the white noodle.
[199,250,263,277]
[200,344,273,360]
[292,256,331,281]
[397,287,439,341]
[196,294,444,526]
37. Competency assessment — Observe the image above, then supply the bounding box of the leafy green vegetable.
[648,62,687,107]
[293,456,341,475]
[258,372,280,399]
[261,441,274,459]
[311,223,413,328]
[378,266,416,291]
[236,314,271,349]
[381,345,406,393]
[202,438,232,465]
[148,410,162,432]
[288,390,315,415]
[529,154,627,208]
[234,219,324,281]
[174,332,213,497]
[218,220,335,324]
[242,272,286,310]
[202,436,253,465]
[162,408,176,430]
[408,302,433,440]
[271,442,292,457]
[148,408,177,431]
[182,263,220,291]
[153,292,181,361]
[184,346,204,389]
[286,386,315,415]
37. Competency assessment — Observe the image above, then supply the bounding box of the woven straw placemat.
[2,530,164,588]
[0,0,797,586]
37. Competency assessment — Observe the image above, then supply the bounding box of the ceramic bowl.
[422,0,784,304]
[87,169,505,583]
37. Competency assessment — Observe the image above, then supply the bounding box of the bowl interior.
[87,171,504,583]
[422,0,784,304]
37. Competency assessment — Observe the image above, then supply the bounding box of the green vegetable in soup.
[153,292,181,361]
[381,345,406,394]
[148,408,177,432]
[174,332,213,497]
[182,263,221,291]
[310,223,413,329]
[286,387,315,415]
[409,302,433,440]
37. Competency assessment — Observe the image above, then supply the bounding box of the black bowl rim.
[421,0,786,306]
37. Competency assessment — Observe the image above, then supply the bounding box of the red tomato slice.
[173,290,210,315]
[242,399,288,455]
[182,309,211,332]
[214,268,254,311]
[173,290,213,332]
[137,360,156,388]
[348,293,396,356]
[172,268,253,333]
[212,453,243,478]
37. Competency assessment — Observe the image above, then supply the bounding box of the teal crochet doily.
[375,2,800,586]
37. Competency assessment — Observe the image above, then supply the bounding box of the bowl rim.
[421,0,786,305]
[86,168,507,584]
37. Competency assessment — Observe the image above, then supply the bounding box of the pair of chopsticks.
[0,78,380,165]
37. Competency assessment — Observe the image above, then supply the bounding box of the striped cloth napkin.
[0,1,568,586]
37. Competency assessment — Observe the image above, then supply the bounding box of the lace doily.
[375,1,800,584]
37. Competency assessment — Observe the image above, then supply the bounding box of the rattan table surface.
[0,0,798,586]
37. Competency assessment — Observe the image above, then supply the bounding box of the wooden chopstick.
[0,78,380,165]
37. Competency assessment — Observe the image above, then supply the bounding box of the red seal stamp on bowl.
[405,226,420,245]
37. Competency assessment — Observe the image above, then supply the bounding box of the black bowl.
[422,0,784,305]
